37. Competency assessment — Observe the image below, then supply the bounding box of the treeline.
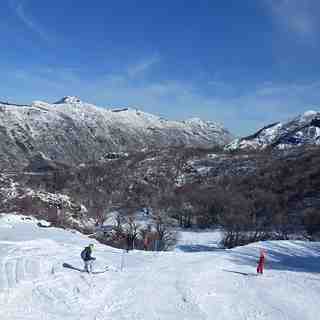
[169,146,320,247]
[15,146,320,248]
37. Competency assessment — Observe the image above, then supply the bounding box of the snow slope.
[1,214,319,320]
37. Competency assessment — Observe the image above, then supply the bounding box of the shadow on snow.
[176,244,225,253]
[228,241,320,274]
[62,263,85,272]
[222,269,257,277]
[63,262,108,274]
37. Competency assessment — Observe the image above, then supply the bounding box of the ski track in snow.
[1,216,320,320]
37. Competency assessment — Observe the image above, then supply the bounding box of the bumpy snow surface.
[1,215,319,320]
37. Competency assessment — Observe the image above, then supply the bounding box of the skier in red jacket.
[257,249,266,275]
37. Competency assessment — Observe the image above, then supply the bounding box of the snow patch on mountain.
[54,96,82,104]
[301,110,318,121]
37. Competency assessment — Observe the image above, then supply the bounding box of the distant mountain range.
[226,110,320,151]
[1,96,319,170]
[0,96,233,169]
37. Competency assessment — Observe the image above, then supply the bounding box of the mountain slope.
[226,110,320,151]
[0,214,319,320]
[0,97,233,169]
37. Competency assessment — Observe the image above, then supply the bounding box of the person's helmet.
[89,243,94,249]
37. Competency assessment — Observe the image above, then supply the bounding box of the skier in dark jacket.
[81,244,96,273]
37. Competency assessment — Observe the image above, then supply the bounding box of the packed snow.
[0,214,319,320]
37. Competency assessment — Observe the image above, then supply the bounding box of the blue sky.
[1,0,320,135]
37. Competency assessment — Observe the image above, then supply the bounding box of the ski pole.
[120,249,125,271]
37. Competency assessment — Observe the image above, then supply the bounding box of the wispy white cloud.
[4,62,320,136]
[263,0,320,43]
[11,0,51,43]
[127,54,160,77]
[89,71,320,135]
[255,80,320,97]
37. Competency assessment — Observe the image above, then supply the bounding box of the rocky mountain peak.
[225,110,320,151]
[54,96,82,104]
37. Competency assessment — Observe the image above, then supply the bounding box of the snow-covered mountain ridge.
[0,96,233,169]
[226,110,320,151]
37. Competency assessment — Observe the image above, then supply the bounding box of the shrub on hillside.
[303,208,320,240]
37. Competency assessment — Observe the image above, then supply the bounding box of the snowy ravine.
[1,215,320,320]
